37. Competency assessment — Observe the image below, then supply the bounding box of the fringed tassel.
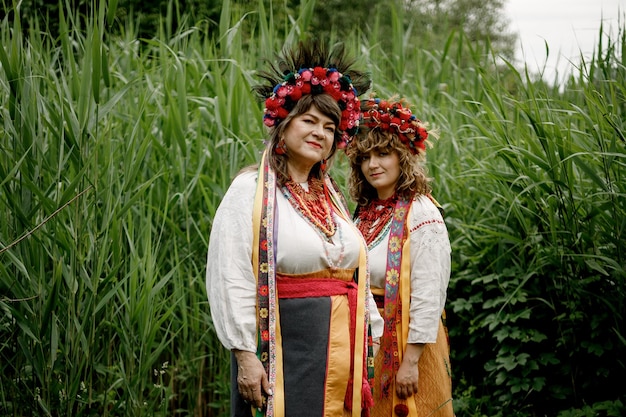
[344,377,375,416]
[361,377,374,417]
[362,377,374,408]
[344,377,354,411]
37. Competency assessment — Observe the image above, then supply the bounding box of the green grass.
[1,0,625,416]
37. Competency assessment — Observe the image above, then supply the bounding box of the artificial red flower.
[418,126,428,140]
[265,97,280,110]
[313,67,326,79]
[276,85,288,98]
[398,109,411,121]
[277,107,289,119]
[289,87,302,101]
[328,89,343,101]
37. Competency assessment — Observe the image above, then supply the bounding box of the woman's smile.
[283,104,336,181]
[361,148,401,200]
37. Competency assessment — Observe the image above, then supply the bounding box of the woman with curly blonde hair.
[347,97,454,417]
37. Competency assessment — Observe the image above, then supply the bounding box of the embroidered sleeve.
[406,195,452,344]
[205,171,258,352]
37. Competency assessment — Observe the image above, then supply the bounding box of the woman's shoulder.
[230,169,258,190]
[411,194,442,214]
[220,169,258,208]
[408,194,446,230]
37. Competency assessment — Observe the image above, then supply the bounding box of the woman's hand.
[233,349,273,409]
[395,343,425,399]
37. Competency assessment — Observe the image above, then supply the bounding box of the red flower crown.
[361,98,429,155]
[263,67,361,149]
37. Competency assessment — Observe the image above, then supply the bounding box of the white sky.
[505,0,625,83]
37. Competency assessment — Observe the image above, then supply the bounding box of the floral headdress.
[360,98,429,155]
[263,67,361,149]
[253,41,371,150]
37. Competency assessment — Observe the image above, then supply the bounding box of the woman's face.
[283,104,336,181]
[360,147,401,200]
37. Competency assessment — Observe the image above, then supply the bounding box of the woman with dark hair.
[347,97,454,417]
[206,41,384,417]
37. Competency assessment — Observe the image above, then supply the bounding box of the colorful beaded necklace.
[356,195,398,246]
[282,177,336,239]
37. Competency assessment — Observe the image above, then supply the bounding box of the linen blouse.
[206,170,384,352]
[367,195,451,344]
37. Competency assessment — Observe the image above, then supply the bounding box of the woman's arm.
[407,195,451,344]
[206,171,259,352]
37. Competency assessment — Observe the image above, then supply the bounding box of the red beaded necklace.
[356,195,398,245]
[282,178,336,239]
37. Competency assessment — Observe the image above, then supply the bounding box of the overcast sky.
[504,0,625,83]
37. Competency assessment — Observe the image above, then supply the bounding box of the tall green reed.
[1,0,331,414]
[2,0,239,415]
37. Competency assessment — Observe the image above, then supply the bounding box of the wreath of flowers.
[263,67,361,149]
[361,98,429,155]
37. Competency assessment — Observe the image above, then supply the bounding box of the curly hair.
[346,129,432,207]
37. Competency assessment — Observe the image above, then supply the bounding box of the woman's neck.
[287,163,314,183]
[376,188,396,200]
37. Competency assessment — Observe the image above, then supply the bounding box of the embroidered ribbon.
[253,151,278,417]
[379,199,411,397]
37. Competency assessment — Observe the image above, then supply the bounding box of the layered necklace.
[282,177,336,240]
[356,194,398,246]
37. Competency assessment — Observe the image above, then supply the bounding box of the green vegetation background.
[1,0,625,416]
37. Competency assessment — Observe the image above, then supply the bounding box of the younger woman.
[347,98,454,417]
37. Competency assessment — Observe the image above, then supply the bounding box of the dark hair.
[253,40,371,186]
[346,129,431,207]
[268,94,342,186]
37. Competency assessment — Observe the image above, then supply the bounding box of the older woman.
[206,42,384,417]
[347,98,454,417]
